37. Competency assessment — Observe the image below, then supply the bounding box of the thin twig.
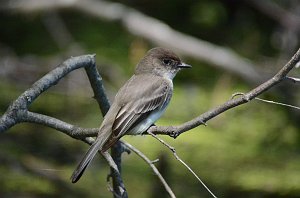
[255,97,300,110]
[285,76,300,83]
[232,92,300,110]
[147,131,217,198]
[103,152,120,174]
[121,141,176,198]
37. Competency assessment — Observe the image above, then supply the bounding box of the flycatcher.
[71,47,191,183]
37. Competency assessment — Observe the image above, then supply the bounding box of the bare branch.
[0,54,96,132]
[148,47,300,137]
[7,47,297,140]
[0,54,127,197]
[24,111,98,137]
[254,97,300,110]
[121,141,176,198]
[0,54,107,137]
[147,132,217,198]
[109,142,128,198]
[0,8,298,193]
[85,64,111,115]
[285,76,300,83]
[2,48,299,141]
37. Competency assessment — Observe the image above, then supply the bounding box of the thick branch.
[85,64,111,115]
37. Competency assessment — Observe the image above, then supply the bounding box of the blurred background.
[0,0,300,197]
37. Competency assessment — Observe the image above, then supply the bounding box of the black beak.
[178,62,192,69]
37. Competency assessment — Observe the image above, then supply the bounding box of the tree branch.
[85,62,111,115]
[22,111,99,138]
[0,46,299,197]
[147,47,300,137]
[109,142,128,198]
[147,132,217,198]
[0,54,127,197]
[0,55,96,132]
[121,141,176,198]
[4,47,298,140]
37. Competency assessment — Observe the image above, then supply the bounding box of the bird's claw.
[169,128,180,139]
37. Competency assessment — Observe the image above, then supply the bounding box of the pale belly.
[127,107,167,135]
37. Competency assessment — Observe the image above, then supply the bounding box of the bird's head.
[135,47,191,79]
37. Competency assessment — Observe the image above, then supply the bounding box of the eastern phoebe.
[71,47,191,183]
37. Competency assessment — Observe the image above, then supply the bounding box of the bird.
[71,47,191,183]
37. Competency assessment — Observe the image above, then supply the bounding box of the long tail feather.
[71,131,111,183]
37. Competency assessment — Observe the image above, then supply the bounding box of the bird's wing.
[101,74,172,151]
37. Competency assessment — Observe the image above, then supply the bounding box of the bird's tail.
[70,131,111,183]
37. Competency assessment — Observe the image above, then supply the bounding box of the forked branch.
[0,47,299,197]
[0,54,127,197]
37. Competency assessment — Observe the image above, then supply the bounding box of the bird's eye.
[163,59,172,66]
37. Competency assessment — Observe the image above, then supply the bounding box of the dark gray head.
[135,47,191,79]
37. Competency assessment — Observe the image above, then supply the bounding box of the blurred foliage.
[0,0,300,198]
[113,0,279,58]
[0,13,59,55]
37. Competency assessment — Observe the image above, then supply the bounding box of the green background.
[1,1,300,197]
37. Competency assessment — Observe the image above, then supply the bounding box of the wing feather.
[111,74,172,138]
